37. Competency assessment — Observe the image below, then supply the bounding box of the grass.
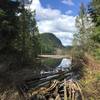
[80,68,100,100]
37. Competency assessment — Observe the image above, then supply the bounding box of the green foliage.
[0,0,41,88]
[80,70,100,99]
[72,0,100,81]
[0,0,19,49]
[40,33,63,54]
[14,8,40,61]
[88,0,100,59]
[89,0,100,26]
[75,3,93,53]
[96,72,100,80]
[41,58,61,71]
[72,3,92,79]
[93,48,100,60]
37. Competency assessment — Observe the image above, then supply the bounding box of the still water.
[40,58,71,74]
[57,58,71,69]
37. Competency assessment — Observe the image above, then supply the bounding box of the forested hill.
[40,33,63,54]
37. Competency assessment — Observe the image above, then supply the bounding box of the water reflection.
[40,58,62,71]
[57,58,71,70]
[40,58,71,74]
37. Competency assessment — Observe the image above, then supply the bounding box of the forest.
[0,0,100,100]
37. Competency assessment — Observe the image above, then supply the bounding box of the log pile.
[17,72,84,100]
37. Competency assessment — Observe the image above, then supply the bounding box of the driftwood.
[17,72,84,100]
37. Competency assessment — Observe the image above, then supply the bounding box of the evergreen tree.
[88,0,100,59]
[0,0,21,70]
[0,0,40,72]
[15,6,40,64]
[88,0,100,44]
[0,0,41,89]
[0,0,19,50]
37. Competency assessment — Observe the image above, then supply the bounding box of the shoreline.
[38,55,72,59]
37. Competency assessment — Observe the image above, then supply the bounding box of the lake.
[40,58,72,74]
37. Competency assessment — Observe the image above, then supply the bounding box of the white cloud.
[62,0,74,6]
[65,10,73,15]
[54,32,73,45]
[29,0,76,46]
[37,15,76,33]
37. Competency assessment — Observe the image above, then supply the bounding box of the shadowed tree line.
[0,0,41,89]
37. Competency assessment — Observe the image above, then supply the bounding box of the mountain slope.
[40,33,63,54]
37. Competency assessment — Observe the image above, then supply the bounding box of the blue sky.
[40,0,91,16]
[29,0,91,46]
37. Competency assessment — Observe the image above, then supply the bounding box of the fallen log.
[17,71,84,100]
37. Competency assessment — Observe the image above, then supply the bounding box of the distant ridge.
[40,33,63,54]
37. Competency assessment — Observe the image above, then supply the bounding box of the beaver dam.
[17,71,84,100]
